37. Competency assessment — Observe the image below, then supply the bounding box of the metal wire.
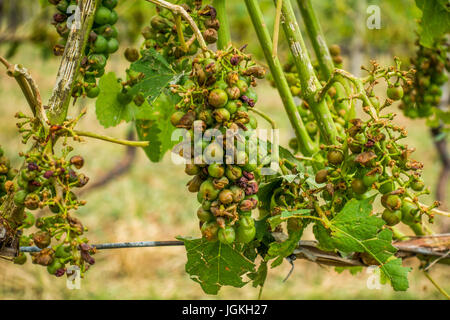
[20,240,185,253]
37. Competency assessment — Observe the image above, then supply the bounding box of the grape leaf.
[129,48,183,105]
[313,198,411,291]
[96,72,136,128]
[177,237,256,295]
[415,0,450,48]
[265,229,303,268]
[257,177,282,211]
[136,94,178,162]
[335,266,363,275]
[248,261,268,290]
[267,208,313,230]
[95,72,156,128]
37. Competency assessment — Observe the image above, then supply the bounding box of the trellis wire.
[20,240,185,253]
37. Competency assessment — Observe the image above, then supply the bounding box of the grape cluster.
[0,147,17,202]
[5,113,94,276]
[117,1,219,107]
[270,61,435,235]
[49,0,120,99]
[141,2,219,63]
[170,47,267,244]
[400,38,450,119]
[328,44,343,68]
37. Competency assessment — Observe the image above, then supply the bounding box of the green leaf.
[267,208,313,229]
[314,198,411,291]
[135,94,178,163]
[415,0,450,47]
[257,177,282,211]
[96,72,137,128]
[129,49,182,105]
[335,266,363,275]
[177,237,256,295]
[248,261,268,289]
[266,229,303,268]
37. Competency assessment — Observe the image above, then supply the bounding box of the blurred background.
[0,0,448,299]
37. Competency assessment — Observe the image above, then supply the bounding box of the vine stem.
[296,0,351,113]
[418,201,450,218]
[47,0,100,125]
[212,0,231,50]
[244,0,317,157]
[0,55,48,129]
[275,0,338,145]
[423,271,450,300]
[248,108,277,129]
[174,14,188,52]
[296,0,333,79]
[73,130,149,147]
[318,68,378,120]
[145,0,207,51]
[272,0,283,58]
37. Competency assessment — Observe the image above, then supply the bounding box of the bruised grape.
[387,84,404,101]
[124,48,139,62]
[170,111,185,127]
[185,164,200,176]
[315,169,328,184]
[199,179,220,201]
[351,179,367,194]
[201,221,219,241]
[382,209,402,226]
[226,165,242,181]
[70,155,84,169]
[197,207,214,222]
[33,231,51,249]
[203,28,218,44]
[213,108,231,123]
[410,179,425,191]
[236,80,248,95]
[218,189,233,204]
[382,194,402,211]
[208,163,225,178]
[218,226,236,244]
[24,193,40,210]
[327,150,344,165]
[208,89,228,108]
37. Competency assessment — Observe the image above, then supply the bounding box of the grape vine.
[0,0,449,299]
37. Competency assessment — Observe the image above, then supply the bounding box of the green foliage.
[128,49,184,105]
[313,198,411,291]
[415,0,450,48]
[136,94,178,162]
[267,208,313,230]
[266,230,303,268]
[177,237,256,295]
[95,72,154,128]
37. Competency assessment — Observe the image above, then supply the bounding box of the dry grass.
[0,44,448,300]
